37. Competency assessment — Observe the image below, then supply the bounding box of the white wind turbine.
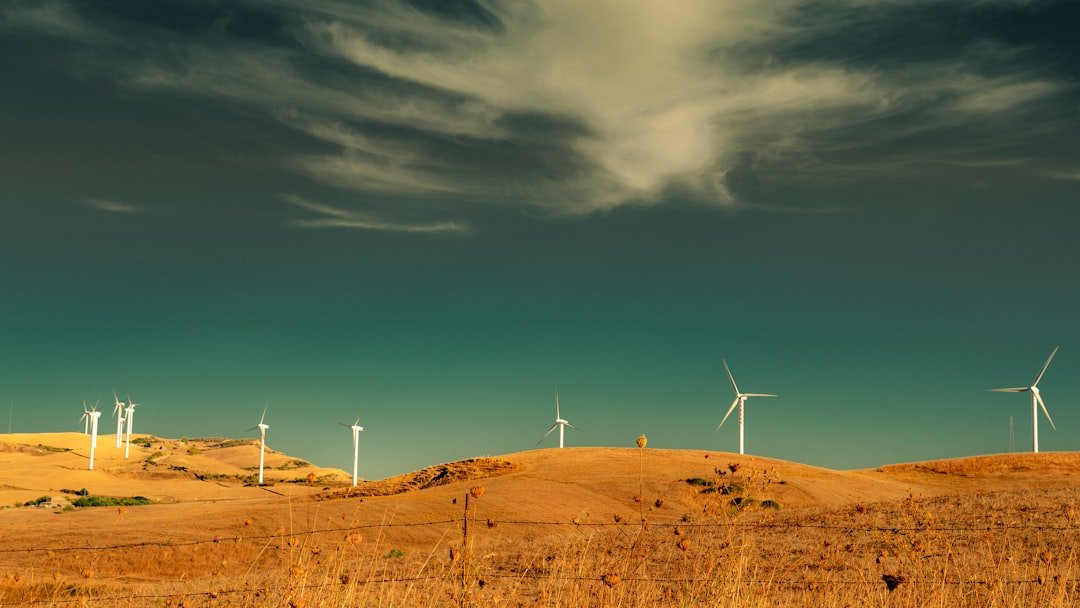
[338,416,364,487]
[82,403,102,470]
[81,400,91,434]
[123,394,139,459]
[112,390,126,449]
[989,346,1059,453]
[716,359,777,455]
[248,406,269,485]
[538,387,578,449]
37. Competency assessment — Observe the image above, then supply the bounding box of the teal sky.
[2,0,1079,479]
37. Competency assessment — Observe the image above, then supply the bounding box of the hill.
[3,436,1080,606]
[0,432,349,506]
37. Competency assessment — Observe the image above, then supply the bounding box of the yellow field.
[2,433,1079,606]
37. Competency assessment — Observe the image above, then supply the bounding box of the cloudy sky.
[2,0,1079,478]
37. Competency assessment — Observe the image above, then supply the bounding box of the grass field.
[2,435,1079,606]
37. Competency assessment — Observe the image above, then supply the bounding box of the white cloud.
[85,198,141,214]
[1,0,111,42]
[1045,169,1080,182]
[283,194,469,234]
[118,0,1068,218]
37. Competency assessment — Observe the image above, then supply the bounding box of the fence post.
[461,492,470,607]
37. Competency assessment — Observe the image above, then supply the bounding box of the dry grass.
[3,445,1080,606]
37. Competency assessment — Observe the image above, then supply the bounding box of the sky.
[2,0,1079,479]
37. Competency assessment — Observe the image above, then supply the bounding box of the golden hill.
[3,434,1080,606]
[0,432,349,506]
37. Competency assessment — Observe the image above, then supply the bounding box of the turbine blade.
[988,387,1029,393]
[1036,392,1056,431]
[1032,346,1059,387]
[722,359,740,395]
[716,397,740,432]
[744,393,777,397]
[565,421,580,431]
[536,423,559,446]
[337,422,351,429]
[536,422,559,445]
[260,404,268,425]
[555,386,560,420]
[246,425,259,433]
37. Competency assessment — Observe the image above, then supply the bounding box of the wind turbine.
[338,416,364,487]
[81,400,91,434]
[716,359,777,455]
[989,346,1059,453]
[248,406,269,485]
[538,386,578,448]
[123,395,139,459]
[82,404,102,470]
[112,390,126,449]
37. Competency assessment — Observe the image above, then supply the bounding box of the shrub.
[23,496,50,507]
[60,488,89,496]
[71,495,152,508]
[186,446,201,455]
[761,500,781,510]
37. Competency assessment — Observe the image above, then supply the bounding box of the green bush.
[23,496,50,506]
[71,495,152,508]
[60,488,90,496]
[761,500,781,510]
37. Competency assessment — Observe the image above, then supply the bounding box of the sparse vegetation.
[70,495,151,508]
[4,447,1080,607]
[277,459,311,470]
[22,496,50,507]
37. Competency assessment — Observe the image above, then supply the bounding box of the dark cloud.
[1,0,1078,229]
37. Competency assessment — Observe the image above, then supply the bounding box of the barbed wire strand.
[3,517,1075,555]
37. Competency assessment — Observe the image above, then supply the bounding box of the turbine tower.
[339,416,364,487]
[112,390,126,449]
[123,395,139,459]
[990,346,1059,453]
[716,359,777,455]
[539,386,578,448]
[82,404,102,470]
[248,406,269,485]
